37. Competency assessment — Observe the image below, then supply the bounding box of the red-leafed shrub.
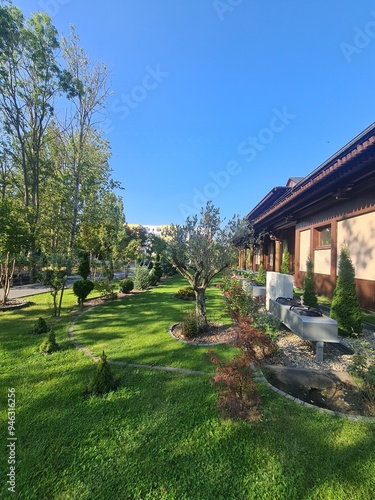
[209,317,277,422]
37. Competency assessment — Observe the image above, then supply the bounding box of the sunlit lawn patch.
[0,277,374,499]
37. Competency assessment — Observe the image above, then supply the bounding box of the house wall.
[294,191,375,309]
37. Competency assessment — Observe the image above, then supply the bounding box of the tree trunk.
[0,253,15,306]
[195,287,208,332]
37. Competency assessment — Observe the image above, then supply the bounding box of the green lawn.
[1,277,375,499]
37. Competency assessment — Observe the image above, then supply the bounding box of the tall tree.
[60,27,114,251]
[330,246,363,335]
[164,201,243,331]
[0,4,73,256]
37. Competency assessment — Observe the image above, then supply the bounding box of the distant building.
[239,123,375,310]
[127,224,169,239]
[127,224,170,255]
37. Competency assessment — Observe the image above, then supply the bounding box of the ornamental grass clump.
[180,310,200,338]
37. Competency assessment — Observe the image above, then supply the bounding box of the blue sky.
[13,0,375,225]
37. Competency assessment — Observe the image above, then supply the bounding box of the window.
[317,226,331,246]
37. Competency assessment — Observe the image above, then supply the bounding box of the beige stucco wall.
[337,211,375,280]
[299,229,310,272]
[314,249,331,275]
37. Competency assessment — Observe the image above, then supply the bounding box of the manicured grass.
[73,275,236,372]
[1,278,375,499]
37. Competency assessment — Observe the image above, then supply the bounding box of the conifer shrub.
[88,351,118,396]
[330,246,363,335]
[161,258,177,276]
[31,317,48,335]
[119,278,134,294]
[303,256,318,308]
[78,251,90,280]
[281,247,290,274]
[73,279,95,307]
[149,254,163,285]
[133,265,151,290]
[153,253,163,280]
[256,263,266,285]
[39,330,59,354]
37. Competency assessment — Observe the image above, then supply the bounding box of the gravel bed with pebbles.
[274,327,375,372]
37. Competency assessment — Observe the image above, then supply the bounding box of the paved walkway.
[8,276,79,299]
[8,272,126,299]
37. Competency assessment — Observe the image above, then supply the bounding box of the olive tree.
[164,201,245,331]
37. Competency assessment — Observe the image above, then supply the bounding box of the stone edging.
[67,307,375,422]
[0,300,30,311]
[253,365,375,423]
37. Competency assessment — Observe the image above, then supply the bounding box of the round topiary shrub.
[73,279,95,307]
[39,330,59,354]
[31,317,48,335]
[119,279,134,294]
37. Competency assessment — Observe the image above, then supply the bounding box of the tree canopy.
[164,201,246,330]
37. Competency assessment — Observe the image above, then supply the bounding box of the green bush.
[330,246,363,335]
[281,247,290,274]
[88,351,118,396]
[149,254,163,285]
[39,330,59,354]
[119,279,134,294]
[133,265,151,290]
[221,273,251,317]
[153,253,163,280]
[78,251,90,279]
[93,278,117,299]
[303,256,318,308]
[161,258,177,276]
[256,263,266,285]
[31,317,48,335]
[73,279,95,307]
[180,310,200,338]
[175,287,195,300]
